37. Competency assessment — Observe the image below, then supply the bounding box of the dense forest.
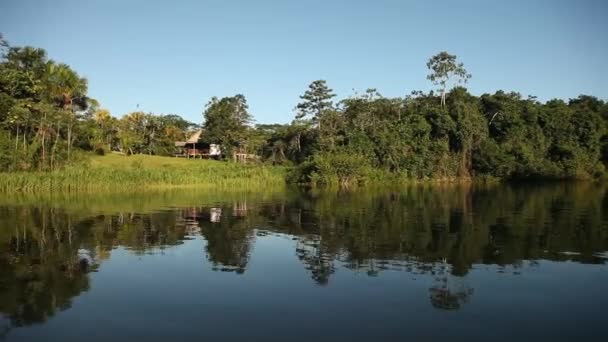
[1,34,607,184]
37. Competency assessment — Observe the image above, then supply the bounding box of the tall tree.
[0,33,8,62]
[44,62,88,160]
[203,94,252,159]
[92,108,115,150]
[118,111,146,154]
[426,52,471,107]
[296,80,336,130]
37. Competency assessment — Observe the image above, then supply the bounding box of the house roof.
[175,129,203,146]
[186,129,203,143]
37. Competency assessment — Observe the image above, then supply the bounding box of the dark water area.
[0,183,607,341]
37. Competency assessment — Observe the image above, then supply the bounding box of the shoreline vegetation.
[0,153,597,194]
[0,153,477,193]
[1,35,607,192]
[1,174,597,213]
[0,154,287,192]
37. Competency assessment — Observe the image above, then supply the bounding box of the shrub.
[0,132,12,171]
[289,149,372,186]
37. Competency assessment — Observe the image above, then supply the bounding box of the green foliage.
[0,130,12,170]
[0,39,91,171]
[472,139,516,177]
[280,83,608,184]
[114,111,192,156]
[0,154,286,192]
[290,150,371,186]
[296,80,336,128]
[263,122,316,165]
[202,94,251,158]
[426,51,471,106]
[1,40,606,187]
[0,37,197,172]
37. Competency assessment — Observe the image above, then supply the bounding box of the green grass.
[0,154,287,193]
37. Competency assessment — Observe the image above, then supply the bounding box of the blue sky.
[1,0,606,124]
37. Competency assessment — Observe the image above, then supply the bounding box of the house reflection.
[210,208,222,223]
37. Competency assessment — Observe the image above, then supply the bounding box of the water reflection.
[194,207,254,274]
[0,182,607,329]
[0,207,97,328]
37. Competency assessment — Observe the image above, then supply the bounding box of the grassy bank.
[0,154,287,193]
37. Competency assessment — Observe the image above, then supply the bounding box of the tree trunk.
[41,112,49,170]
[296,133,301,152]
[41,130,46,171]
[317,109,322,130]
[67,99,74,161]
[67,123,72,161]
[51,122,60,170]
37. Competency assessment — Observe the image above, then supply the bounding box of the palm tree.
[93,109,111,123]
[93,109,113,150]
[44,62,88,160]
[119,112,147,154]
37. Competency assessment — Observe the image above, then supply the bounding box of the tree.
[118,112,146,154]
[0,38,202,169]
[0,45,66,170]
[158,114,195,132]
[445,87,488,177]
[0,33,8,62]
[296,80,336,130]
[262,122,316,164]
[202,94,252,159]
[1,47,47,103]
[426,52,471,107]
[44,62,88,160]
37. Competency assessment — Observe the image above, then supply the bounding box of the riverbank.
[0,154,287,193]
[1,153,601,193]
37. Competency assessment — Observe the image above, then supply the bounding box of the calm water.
[0,183,607,341]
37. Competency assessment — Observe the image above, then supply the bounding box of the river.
[0,182,607,341]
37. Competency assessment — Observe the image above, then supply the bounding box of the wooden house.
[174,129,221,158]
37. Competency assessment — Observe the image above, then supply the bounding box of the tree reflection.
[295,236,335,285]
[0,181,607,325]
[428,260,474,310]
[0,207,190,327]
[0,208,96,327]
[192,205,255,274]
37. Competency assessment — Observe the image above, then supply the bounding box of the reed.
[0,154,287,193]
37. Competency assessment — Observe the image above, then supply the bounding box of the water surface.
[1,183,607,341]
